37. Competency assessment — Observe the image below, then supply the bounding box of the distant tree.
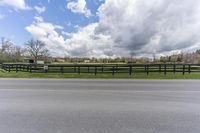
[177,55,182,62]
[1,37,13,54]
[152,54,156,63]
[12,45,24,62]
[25,39,49,62]
[196,50,200,54]
[168,56,171,62]
[0,37,23,62]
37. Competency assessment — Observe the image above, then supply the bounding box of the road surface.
[0,78,200,133]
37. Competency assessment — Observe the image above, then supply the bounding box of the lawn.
[0,69,200,79]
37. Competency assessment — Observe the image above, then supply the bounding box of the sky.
[0,0,200,58]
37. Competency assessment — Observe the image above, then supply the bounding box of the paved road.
[0,79,200,133]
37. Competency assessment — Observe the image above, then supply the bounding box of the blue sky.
[0,0,103,44]
[0,0,200,58]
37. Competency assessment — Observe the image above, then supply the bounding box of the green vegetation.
[0,69,200,79]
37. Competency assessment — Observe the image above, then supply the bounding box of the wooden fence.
[1,63,200,75]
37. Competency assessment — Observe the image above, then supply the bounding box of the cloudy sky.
[0,0,200,58]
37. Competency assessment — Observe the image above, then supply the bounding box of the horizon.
[0,0,200,58]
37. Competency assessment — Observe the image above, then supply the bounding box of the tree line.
[1,37,200,64]
[0,37,49,63]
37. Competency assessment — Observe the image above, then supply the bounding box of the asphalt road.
[0,79,200,133]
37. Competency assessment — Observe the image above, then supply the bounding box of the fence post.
[4,64,6,71]
[164,64,167,75]
[116,64,118,74]
[102,65,104,72]
[146,65,149,75]
[173,64,176,74]
[130,65,133,75]
[129,65,132,75]
[88,66,90,73]
[78,66,80,74]
[112,66,115,76]
[188,64,191,74]
[183,64,185,75]
[159,64,161,73]
[27,65,29,72]
[29,65,32,73]
[144,65,147,72]
[16,65,18,72]
[95,66,97,75]
[8,65,11,72]
[60,66,64,73]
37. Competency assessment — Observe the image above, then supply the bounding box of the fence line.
[1,63,200,75]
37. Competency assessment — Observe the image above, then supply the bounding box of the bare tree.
[25,39,49,62]
[0,37,22,62]
[12,45,24,62]
[1,37,13,54]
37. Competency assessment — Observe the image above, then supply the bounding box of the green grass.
[0,69,200,79]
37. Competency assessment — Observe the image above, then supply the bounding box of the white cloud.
[64,23,116,57]
[34,5,46,14]
[26,0,200,58]
[62,31,72,37]
[25,20,117,57]
[34,16,44,22]
[25,21,68,57]
[26,22,63,39]
[67,0,92,17]
[0,14,5,19]
[0,0,31,10]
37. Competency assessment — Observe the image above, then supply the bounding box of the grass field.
[0,69,200,79]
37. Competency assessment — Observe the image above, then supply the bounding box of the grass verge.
[0,70,200,79]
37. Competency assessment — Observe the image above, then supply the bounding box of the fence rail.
[1,63,200,75]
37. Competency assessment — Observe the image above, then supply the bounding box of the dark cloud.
[96,0,200,56]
